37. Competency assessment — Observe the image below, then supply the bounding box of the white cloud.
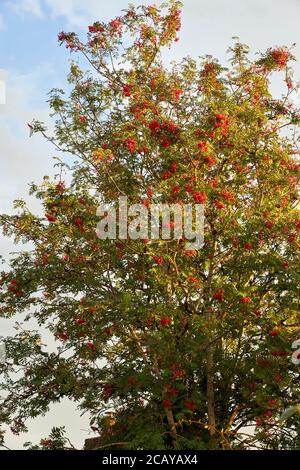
[41,0,300,81]
[0,13,5,30]
[3,398,90,449]
[12,0,44,18]
[44,0,156,29]
[0,65,90,449]
[0,64,55,216]
[2,0,300,450]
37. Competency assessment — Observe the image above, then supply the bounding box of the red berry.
[265,220,274,229]
[268,399,277,407]
[160,317,171,327]
[148,120,161,132]
[56,332,69,341]
[184,400,196,412]
[240,296,252,304]
[74,217,83,227]
[123,84,131,97]
[213,288,224,301]
[214,200,225,210]
[184,250,196,257]
[171,162,178,172]
[162,170,172,180]
[244,242,253,251]
[193,192,207,203]
[152,256,164,266]
[123,138,137,154]
[55,182,65,192]
[162,399,172,408]
[45,213,57,223]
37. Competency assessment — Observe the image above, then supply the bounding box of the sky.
[0,0,300,450]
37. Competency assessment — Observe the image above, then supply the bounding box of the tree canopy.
[0,0,299,450]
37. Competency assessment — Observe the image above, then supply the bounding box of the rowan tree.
[0,0,299,450]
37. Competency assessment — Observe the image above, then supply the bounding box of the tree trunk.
[206,343,216,437]
[204,238,217,437]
